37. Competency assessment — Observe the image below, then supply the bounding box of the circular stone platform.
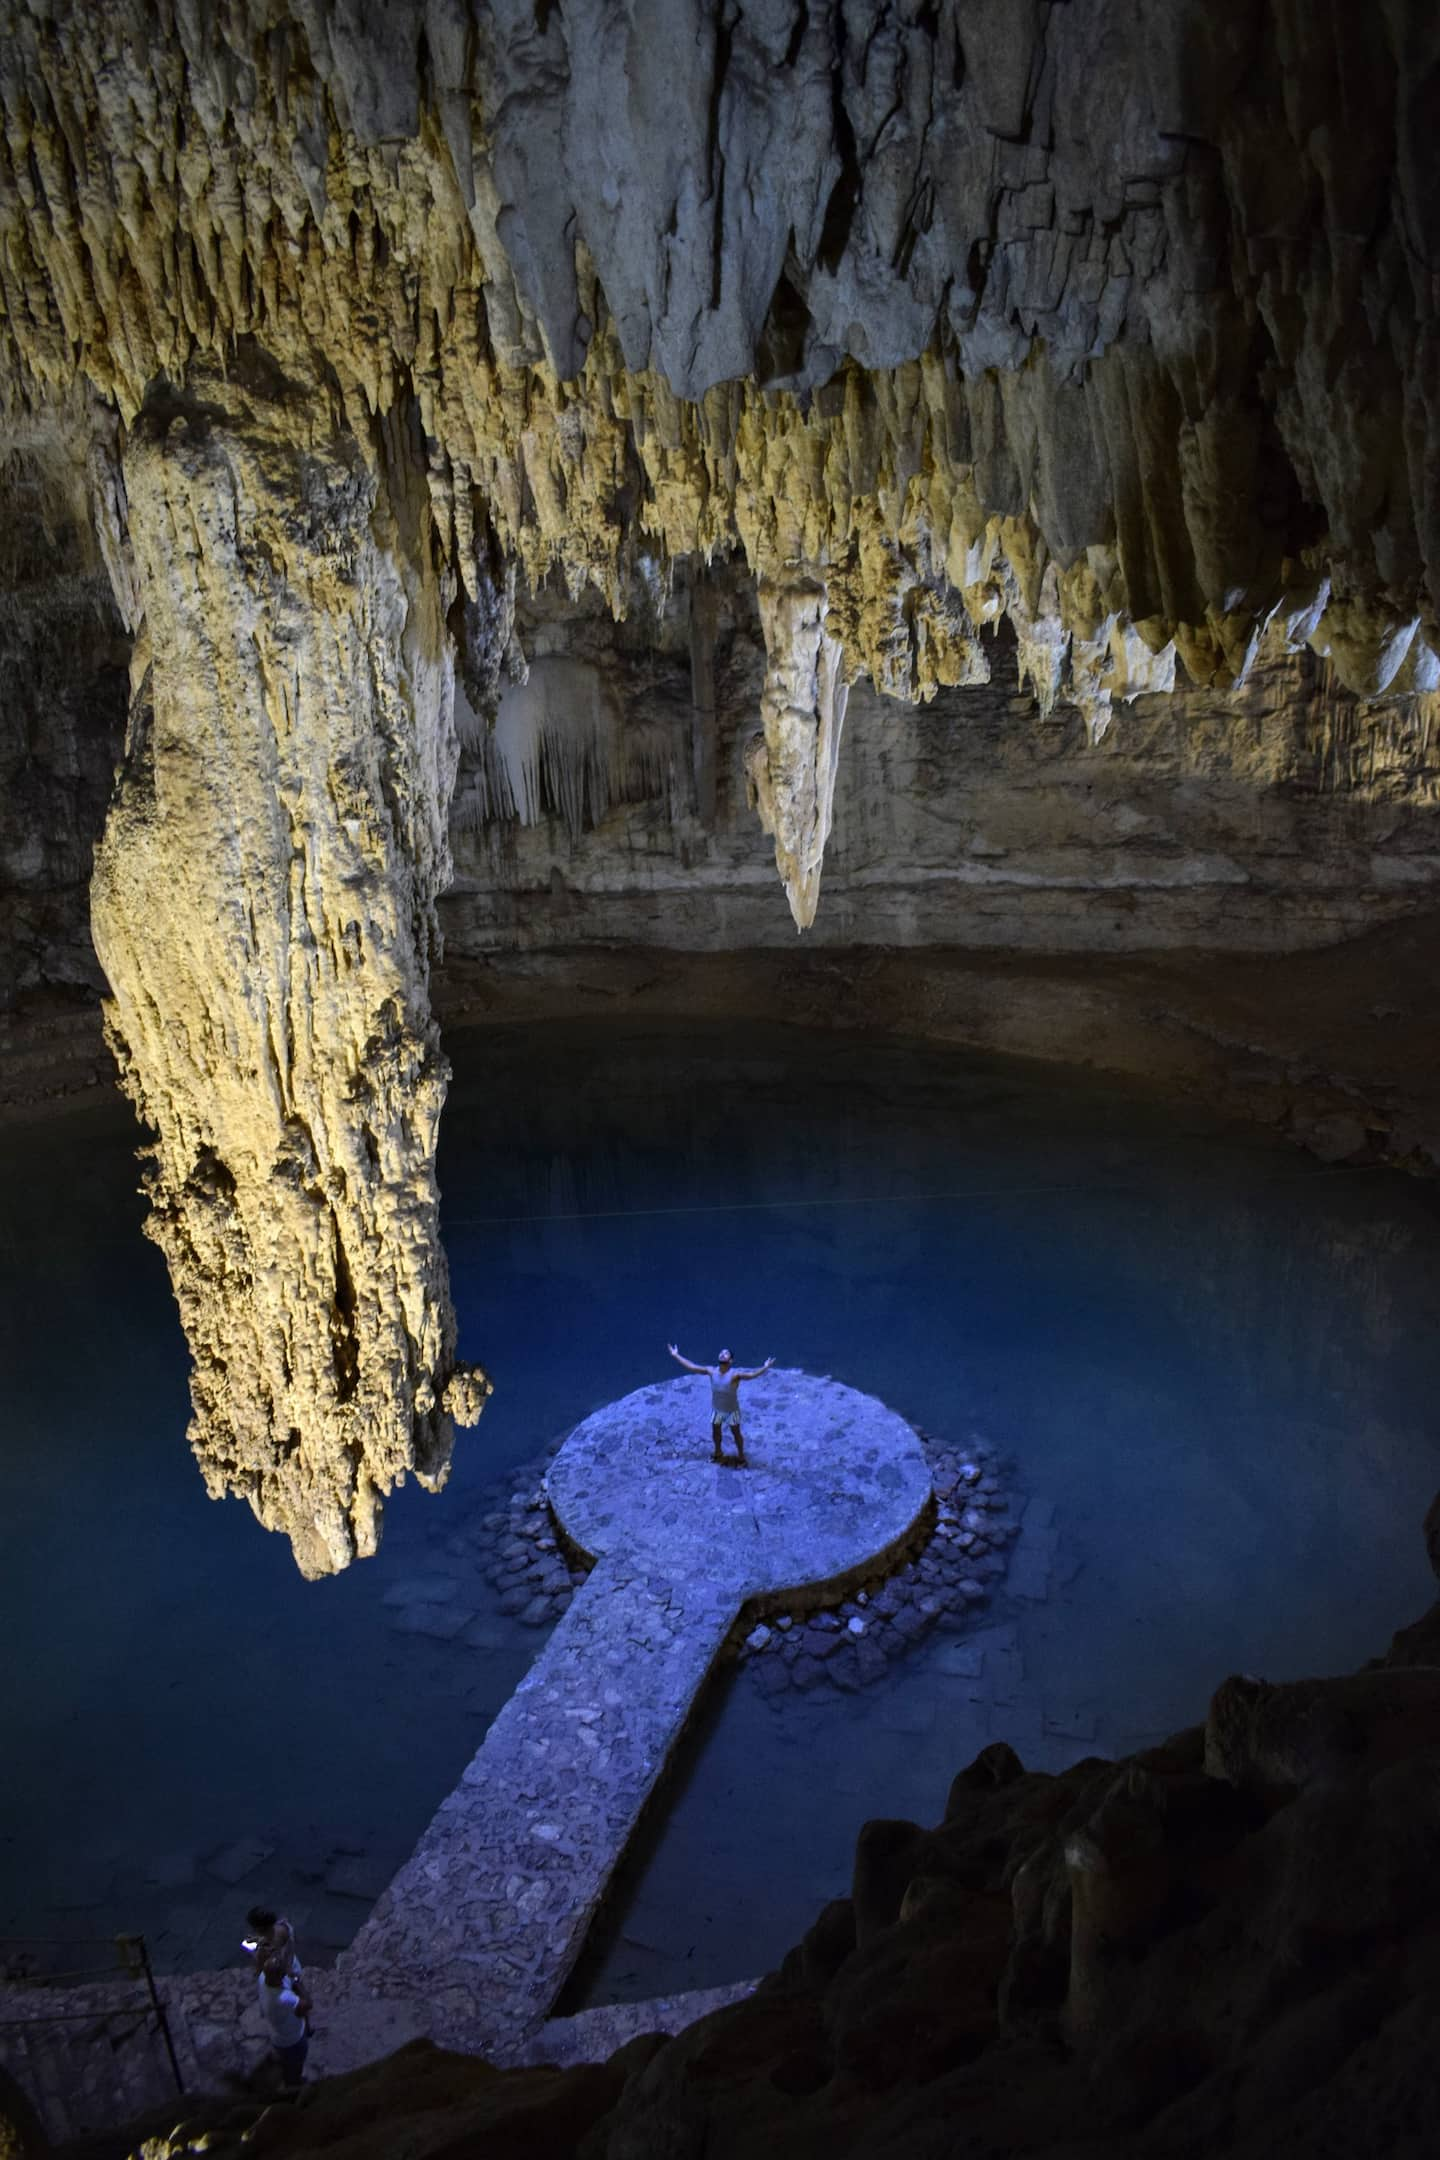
[545,1369,934,1604]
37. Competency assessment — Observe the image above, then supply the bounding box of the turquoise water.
[1,1020,1438,1996]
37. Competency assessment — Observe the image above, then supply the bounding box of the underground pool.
[2,1019,1437,2005]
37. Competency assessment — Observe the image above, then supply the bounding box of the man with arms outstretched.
[667,1343,774,1466]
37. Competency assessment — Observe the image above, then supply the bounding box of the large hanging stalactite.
[90,351,488,1577]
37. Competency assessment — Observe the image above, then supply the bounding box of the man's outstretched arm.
[667,1343,708,1373]
[734,1357,776,1382]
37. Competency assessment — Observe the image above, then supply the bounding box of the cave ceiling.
[1,0,1437,1569]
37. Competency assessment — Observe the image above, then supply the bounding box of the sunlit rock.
[90,356,487,1577]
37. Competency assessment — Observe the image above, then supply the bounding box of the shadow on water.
[2,1019,1439,1999]
[554,1662,748,2013]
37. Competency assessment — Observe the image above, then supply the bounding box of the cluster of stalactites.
[49,339,1440,932]
[4,0,1440,926]
[59,322,1440,927]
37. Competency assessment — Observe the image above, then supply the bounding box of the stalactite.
[89,359,487,1577]
[0,3,1434,766]
[749,576,851,933]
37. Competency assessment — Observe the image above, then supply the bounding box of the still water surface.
[1,1021,1437,1997]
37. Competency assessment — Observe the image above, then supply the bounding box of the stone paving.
[734,1427,1020,1698]
[338,1372,932,2051]
[503,1976,760,2069]
[0,1962,748,2141]
[546,1370,934,1600]
[335,1566,740,2054]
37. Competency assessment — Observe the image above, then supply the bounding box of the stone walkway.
[338,1373,932,2050]
[0,1964,749,2142]
[1,1374,933,2136]
[336,1566,740,2053]
[504,1976,760,2069]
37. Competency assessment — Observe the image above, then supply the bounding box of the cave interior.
[3,2,1440,2154]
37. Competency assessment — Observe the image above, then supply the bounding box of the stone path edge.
[499,1977,761,2069]
[551,1482,939,1630]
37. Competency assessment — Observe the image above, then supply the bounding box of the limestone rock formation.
[1203,1665,1440,1792]
[90,355,486,1578]
[1,0,1438,922]
[0,410,128,1009]
[3,0,1440,1556]
[446,566,1440,961]
[749,576,849,929]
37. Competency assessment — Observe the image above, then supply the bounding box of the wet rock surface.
[450,1461,594,1629]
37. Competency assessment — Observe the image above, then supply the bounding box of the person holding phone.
[243,1905,301,1977]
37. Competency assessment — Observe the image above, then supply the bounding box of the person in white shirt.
[667,1344,774,1466]
[258,1956,311,2087]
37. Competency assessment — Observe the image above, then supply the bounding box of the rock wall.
[89,356,487,1579]
[445,569,1440,958]
[435,570,1440,1168]
[6,543,1439,1164]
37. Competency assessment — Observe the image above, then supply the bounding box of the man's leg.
[277,2036,306,2088]
[732,1420,746,1466]
[712,1420,724,1462]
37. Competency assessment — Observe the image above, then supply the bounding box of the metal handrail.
[0,1933,185,2096]
[0,1934,137,1944]
[0,2007,148,2027]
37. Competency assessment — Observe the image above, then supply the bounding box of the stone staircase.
[0,1960,745,2143]
[0,1948,262,2145]
[0,1981,187,2143]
